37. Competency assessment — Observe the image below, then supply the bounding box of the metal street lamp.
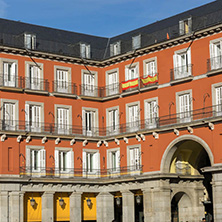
[136,195,142,205]
[30,197,35,207]
[87,197,91,207]
[59,197,64,207]
[116,197,121,206]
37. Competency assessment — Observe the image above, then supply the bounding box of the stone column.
[19,192,25,222]
[70,192,82,222]
[42,191,54,222]
[10,191,21,222]
[0,191,9,222]
[143,181,171,222]
[121,190,134,222]
[96,192,114,222]
[213,173,222,222]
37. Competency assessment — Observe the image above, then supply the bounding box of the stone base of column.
[122,190,135,222]
[42,192,54,222]
[70,192,82,222]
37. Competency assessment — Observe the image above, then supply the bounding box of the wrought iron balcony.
[24,77,49,92]
[170,64,193,81]
[207,55,222,72]
[52,80,77,95]
[19,165,143,179]
[0,74,23,88]
[1,104,222,137]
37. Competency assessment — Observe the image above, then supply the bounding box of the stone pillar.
[70,192,82,222]
[42,192,54,222]
[213,173,222,222]
[122,190,134,222]
[96,192,114,222]
[0,191,9,222]
[143,181,171,222]
[10,191,21,222]
[19,192,25,222]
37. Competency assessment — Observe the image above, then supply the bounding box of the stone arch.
[160,135,214,173]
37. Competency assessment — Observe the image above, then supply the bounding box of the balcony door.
[129,147,140,175]
[57,69,68,93]
[25,104,41,132]
[29,65,41,90]
[83,73,95,96]
[179,94,191,123]
[128,105,139,132]
[3,103,15,130]
[83,110,96,136]
[57,108,69,134]
[3,62,16,87]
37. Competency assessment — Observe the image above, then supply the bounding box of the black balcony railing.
[1,104,222,137]
[24,77,49,91]
[52,81,77,95]
[0,74,23,88]
[104,83,120,97]
[79,84,103,97]
[19,165,143,179]
[207,55,222,72]
[170,64,193,81]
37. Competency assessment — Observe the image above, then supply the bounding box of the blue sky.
[1,0,215,37]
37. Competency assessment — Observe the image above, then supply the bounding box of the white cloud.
[0,0,7,17]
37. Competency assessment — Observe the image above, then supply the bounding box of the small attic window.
[24,33,36,50]
[132,35,141,50]
[80,43,91,59]
[110,41,121,56]
[179,17,192,35]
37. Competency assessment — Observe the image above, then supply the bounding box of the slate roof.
[0,0,222,60]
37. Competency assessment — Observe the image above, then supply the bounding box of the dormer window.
[80,43,91,59]
[132,35,141,50]
[110,41,121,56]
[179,17,192,35]
[24,33,36,50]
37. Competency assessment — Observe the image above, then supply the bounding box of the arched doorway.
[161,135,214,222]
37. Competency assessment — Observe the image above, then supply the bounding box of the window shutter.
[80,44,85,58]
[93,152,100,171]
[26,148,31,168]
[40,149,46,174]
[55,150,59,176]
[11,63,16,78]
[32,35,36,49]
[179,95,184,113]
[130,148,134,167]
[67,151,74,170]
[216,87,222,105]
[188,18,192,33]
[117,42,121,54]
[125,67,129,81]
[116,150,120,168]
[87,45,91,58]
[179,20,184,35]
[110,44,114,56]
[82,151,87,170]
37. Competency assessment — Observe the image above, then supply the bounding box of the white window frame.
[1,99,18,131]
[0,58,18,87]
[176,90,192,123]
[55,147,74,177]
[144,97,158,129]
[209,38,222,70]
[24,33,36,50]
[105,68,119,96]
[25,101,44,133]
[126,101,140,132]
[132,35,141,50]
[80,43,91,59]
[81,70,98,96]
[106,106,119,136]
[54,66,71,93]
[107,148,120,175]
[125,62,139,81]
[55,104,72,135]
[82,149,100,177]
[127,145,141,175]
[212,82,222,115]
[179,17,192,35]
[26,146,45,177]
[110,41,121,56]
[82,107,98,136]
[173,48,192,79]
[143,57,157,77]
[25,61,43,90]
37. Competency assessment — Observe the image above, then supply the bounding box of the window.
[55,148,74,177]
[212,83,222,115]
[210,38,222,70]
[82,108,98,136]
[107,148,120,173]
[28,65,41,90]
[106,69,119,96]
[56,69,68,93]
[173,49,191,79]
[132,35,141,50]
[177,92,192,123]
[25,103,42,132]
[83,150,100,176]
[144,98,158,129]
[24,33,36,50]
[83,72,95,95]
[125,63,139,81]
[110,41,121,56]
[127,145,141,175]
[143,57,157,77]
[107,107,119,135]
[179,18,192,35]
[80,43,91,59]
[57,107,70,134]
[2,102,15,130]
[3,61,17,87]
[126,102,140,132]
[26,146,45,176]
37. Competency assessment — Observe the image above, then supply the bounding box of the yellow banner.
[141,74,158,85]
[122,78,138,90]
